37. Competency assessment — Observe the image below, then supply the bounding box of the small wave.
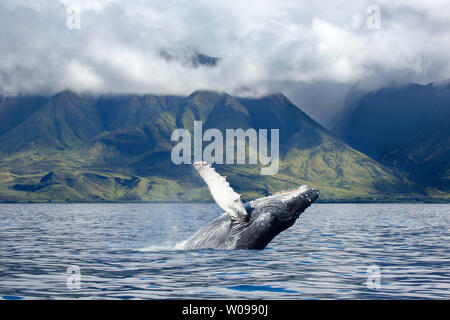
[137,240,187,252]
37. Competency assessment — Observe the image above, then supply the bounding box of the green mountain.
[0,90,444,203]
[334,83,450,194]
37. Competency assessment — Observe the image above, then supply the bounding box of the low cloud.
[1,0,449,124]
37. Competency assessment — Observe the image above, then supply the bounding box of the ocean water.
[0,203,449,300]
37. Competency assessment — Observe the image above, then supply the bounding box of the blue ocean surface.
[0,203,449,299]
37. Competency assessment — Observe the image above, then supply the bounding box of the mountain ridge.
[0,90,446,203]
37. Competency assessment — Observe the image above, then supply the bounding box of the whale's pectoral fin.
[194,161,249,223]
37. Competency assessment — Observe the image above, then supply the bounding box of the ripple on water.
[0,203,449,299]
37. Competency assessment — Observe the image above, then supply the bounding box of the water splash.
[137,240,187,252]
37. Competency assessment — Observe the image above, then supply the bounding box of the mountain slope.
[0,90,441,203]
[0,91,104,152]
[334,83,450,192]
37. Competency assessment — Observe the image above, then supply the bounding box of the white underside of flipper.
[194,161,249,222]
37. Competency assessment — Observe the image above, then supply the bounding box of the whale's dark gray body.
[183,185,319,250]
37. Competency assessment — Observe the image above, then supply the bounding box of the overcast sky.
[1,0,449,126]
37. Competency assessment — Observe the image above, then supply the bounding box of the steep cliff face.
[334,83,450,192]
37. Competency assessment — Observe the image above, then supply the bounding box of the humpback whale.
[182,162,319,250]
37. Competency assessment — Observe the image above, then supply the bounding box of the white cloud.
[0,0,449,124]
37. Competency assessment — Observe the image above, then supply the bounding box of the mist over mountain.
[334,82,450,192]
[2,0,450,131]
[1,90,437,203]
[159,48,220,69]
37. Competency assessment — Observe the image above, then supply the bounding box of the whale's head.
[234,185,319,249]
[272,185,319,225]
